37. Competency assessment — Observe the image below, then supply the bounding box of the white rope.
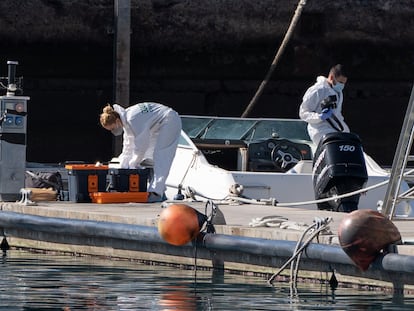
[226,168,414,207]
[249,215,288,227]
[178,151,198,188]
[275,179,389,207]
[174,177,389,207]
[171,169,414,208]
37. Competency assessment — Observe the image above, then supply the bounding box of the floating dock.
[1,199,414,297]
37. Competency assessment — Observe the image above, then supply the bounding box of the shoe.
[147,192,167,203]
[140,158,154,168]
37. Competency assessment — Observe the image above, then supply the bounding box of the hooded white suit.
[299,76,349,145]
[114,102,181,195]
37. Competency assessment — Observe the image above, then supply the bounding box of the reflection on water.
[0,250,413,310]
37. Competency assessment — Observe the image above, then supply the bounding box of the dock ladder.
[382,83,414,219]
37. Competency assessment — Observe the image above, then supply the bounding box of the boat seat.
[190,138,247,171]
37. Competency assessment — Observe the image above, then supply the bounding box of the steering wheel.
[270,140,304,172]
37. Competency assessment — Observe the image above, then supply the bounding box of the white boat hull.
[165,130,413,217]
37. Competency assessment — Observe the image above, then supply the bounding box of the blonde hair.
[100,104,120,127]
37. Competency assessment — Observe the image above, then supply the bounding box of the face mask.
[111,121,123,136]
[333,82,345,93]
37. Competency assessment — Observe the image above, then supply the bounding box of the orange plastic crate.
[66,164,108,202]
[90,192,148,204]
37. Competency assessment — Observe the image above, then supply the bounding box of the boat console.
[181,115,313,172]
[247,138,311,172]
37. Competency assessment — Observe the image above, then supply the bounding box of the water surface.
[0,250,413,310]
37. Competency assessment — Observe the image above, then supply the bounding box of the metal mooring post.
[113,0,131,155]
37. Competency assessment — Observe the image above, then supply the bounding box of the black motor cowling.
[312,132,368,212]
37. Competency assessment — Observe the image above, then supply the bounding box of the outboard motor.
[312,132,368,212]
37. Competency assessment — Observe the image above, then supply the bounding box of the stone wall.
[0,0,413,165]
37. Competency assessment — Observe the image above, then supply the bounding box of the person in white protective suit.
[299,64,350,145]
[100,102,182,203]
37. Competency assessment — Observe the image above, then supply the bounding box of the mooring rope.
[290,217,327,288]
[224,168,414,207]
[267,216,332,285]
[166,165,414,211]
[167,177,389,207]
[225,181,383,207]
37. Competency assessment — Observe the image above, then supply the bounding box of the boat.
[164,115,413,217]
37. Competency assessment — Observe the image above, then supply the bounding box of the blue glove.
[319,108,333,120]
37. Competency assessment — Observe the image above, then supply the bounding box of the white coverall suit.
[299,76,350,145]
[114,103,182,195]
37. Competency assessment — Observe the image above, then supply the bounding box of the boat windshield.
[181,116,311,142]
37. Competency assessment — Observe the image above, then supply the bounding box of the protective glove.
[128,154,140,169]
[118,154,132,169]
[319,108,333,120]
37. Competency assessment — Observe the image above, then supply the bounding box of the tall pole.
[241,0,307,118]
[113,0,131,155]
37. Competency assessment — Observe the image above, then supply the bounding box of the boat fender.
[338,210,401,271]
[158,204,207,246]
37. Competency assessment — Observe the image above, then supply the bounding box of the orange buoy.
[158,204,207,246]
[338,210,401,271]
[159,286,196,310]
